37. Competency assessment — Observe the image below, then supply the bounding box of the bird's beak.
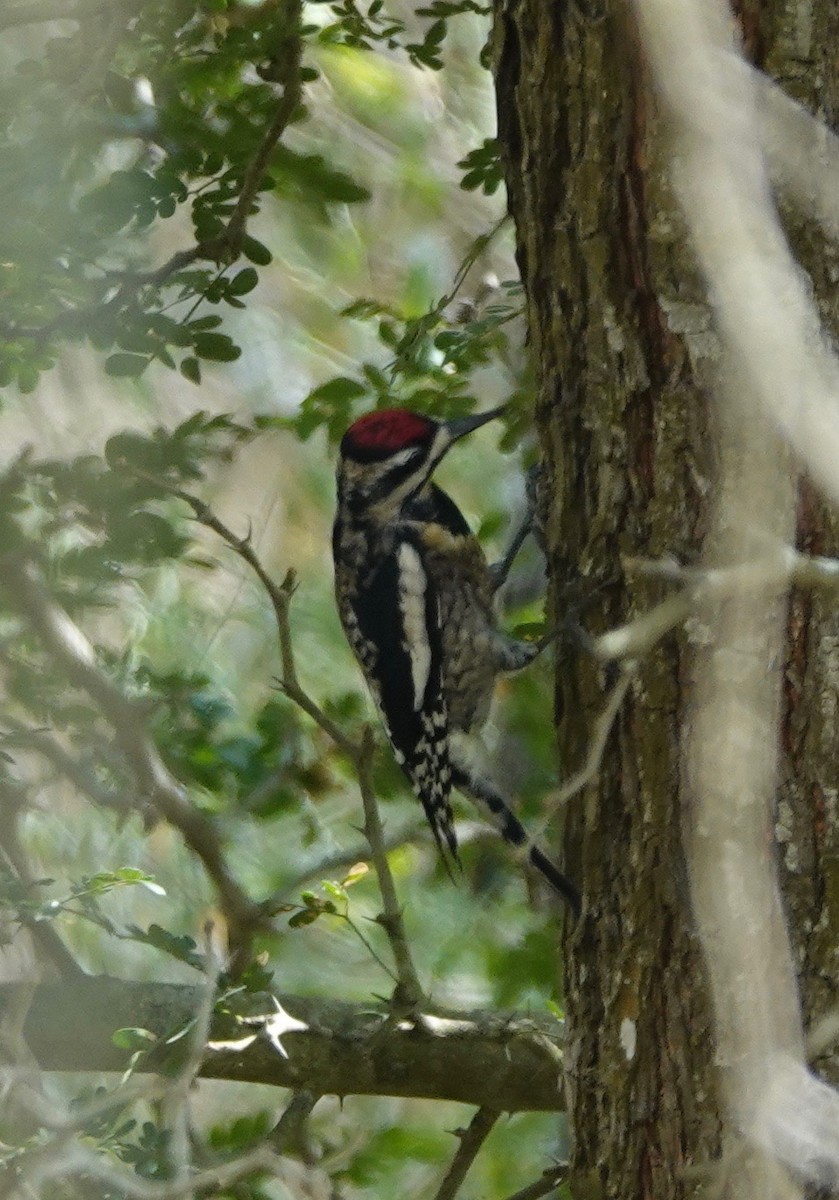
[444,405,506,444]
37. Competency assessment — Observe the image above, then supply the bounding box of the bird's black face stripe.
[365,452,428,504]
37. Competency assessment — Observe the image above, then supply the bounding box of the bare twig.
[432,1107,500,1200]
[123,0,304,290]
[271,1090,318,1156]
[159,927,223,1187]
[0,559,264,957]
[224,2,302,250]
[25,1142,284,1200]
[1,714,134,818]
[389,213,510,375]
[539,665,636,817]
[593,594,691,663]
[508,665,635,886]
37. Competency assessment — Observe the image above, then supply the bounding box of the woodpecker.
[332,406,580,915]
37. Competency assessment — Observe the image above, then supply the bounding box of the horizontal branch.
[4,977,566,1113]
[595,550,839,663]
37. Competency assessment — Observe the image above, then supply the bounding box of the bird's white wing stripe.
[396,542,431,711]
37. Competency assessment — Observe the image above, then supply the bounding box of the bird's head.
[336,406,505,519]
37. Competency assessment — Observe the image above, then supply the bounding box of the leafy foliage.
[271,264,528,444]
[0,0,493,397]
[0,2,567,1198]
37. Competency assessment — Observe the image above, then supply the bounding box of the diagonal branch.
[163,485,358,758]
[1,714,136,818]
[262,816,426,912]
[432,1107,500,1200]
[0,558,264,955]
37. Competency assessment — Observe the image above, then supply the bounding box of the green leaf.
[131,924,204,970]
[112,1027,157,1051]
[111,867,166,895]
[322,880,348,904]
[228,267,259,296]
[193,333,242,363]
[104,353,149,378]
[180,356,201,384]
[308,376,367,404]
[241,234,272,265]
[289,908,320,928]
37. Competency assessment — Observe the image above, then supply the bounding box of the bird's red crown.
[341,409,435,460]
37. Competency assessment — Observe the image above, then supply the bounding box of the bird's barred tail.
[451,765,581,916]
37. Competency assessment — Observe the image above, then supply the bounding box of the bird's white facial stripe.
[387,446,419,468]
[427,425,450,467]
[397,543,431,710]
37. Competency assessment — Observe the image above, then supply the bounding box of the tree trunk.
[492,1,839,1196]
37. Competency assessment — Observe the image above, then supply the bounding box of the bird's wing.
[352,535,458,865]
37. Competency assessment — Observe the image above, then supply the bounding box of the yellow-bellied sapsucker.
[332,406,580,914]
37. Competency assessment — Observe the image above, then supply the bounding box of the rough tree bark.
[493,2,839,1197]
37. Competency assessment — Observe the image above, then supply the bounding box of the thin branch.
[0,559,264,956]
[506,665,634,883]
[271,1090,319,1156]
[1,715,135,818]
[432,1107,500,1200]
[593,594,691,663]
[224,3,302,250]
[539,664,636,819]
[114,1,304,292]
[159,485,359,759]
[357,727,424,1008]
[388,213,510,375]
[158,928,223,1185]
[26,1141,284,1200]
[436,213,511,315]
[147,482,424,1002]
